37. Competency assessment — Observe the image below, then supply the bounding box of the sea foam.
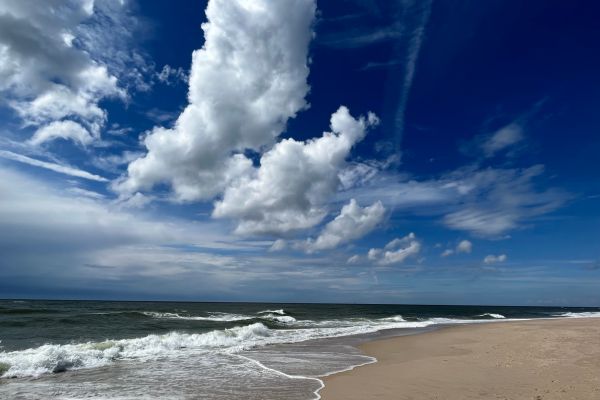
[257,309,286,315]
[6,310,593,380]
[478,313,506,319]
[554,311,600,318]
[0,323,272,378]
[0,317,438,378]
[142,310,297,323]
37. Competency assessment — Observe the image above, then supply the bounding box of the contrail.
[0,150,108,182]
[394,0,433,154]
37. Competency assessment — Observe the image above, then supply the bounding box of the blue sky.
[0,0,598,306]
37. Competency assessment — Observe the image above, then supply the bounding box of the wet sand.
[321,318,600,400]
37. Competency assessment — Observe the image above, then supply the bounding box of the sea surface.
[1,300,599,399]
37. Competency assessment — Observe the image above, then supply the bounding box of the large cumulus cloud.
[212,107,379,235]
[115,0,316,201]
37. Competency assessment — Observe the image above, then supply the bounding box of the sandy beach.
[321,318,600,400]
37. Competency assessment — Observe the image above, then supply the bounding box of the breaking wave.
[0,314,516,379]
[478,313,506,319]
[379,315,406,322]
[142,311,255,322]
[0,323,272,378]
[259,314,297,323]
[141,311,297,323]
[5,309,598,380]
[257,309,286,315]
[553,311,600,318]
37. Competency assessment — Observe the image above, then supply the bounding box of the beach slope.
[321,318,600,400]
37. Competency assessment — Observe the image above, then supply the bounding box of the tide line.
[232,352,377,400]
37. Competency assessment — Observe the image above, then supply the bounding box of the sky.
[0,0,599,306]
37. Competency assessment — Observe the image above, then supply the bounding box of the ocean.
[1,300,599,399]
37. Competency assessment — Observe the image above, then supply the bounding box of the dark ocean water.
[1,300,599,399]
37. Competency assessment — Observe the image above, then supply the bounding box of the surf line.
[232,353,377,400]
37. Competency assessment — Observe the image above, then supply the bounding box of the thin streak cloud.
[393,0,432,148]
[0,150,108,182]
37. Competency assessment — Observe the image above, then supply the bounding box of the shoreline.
[319,318,600,400]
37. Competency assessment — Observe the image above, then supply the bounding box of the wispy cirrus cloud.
[0,150,108,182]
[339,162,569,237]
[441,165,569,236]
[359,60,403,71]
[318,24,403,48]
[392,0,432,148]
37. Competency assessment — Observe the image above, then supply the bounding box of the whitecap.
[0,313,529,379]
[0,323,272,379]
[257,309,286,315]
[379,315,406,322]
[260,314,297,323]
[478,313,506,319]
[142,311,254,322]
[555,311,600,318]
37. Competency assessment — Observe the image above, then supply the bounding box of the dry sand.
[321,318,600,400]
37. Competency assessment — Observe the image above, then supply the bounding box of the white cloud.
[67,187,106,200]
[380,241,421,265]
[0,150,107,182]
[0,167,261,265]
[340,162,567,238]
[0,167,397,301]
[393,0,432,141]
[157,65,188,85]
[441,249,454,257]
[0,0,136,145]
[116,192,152,209]
[484,254,507,264]
[9,67,122,129]
[213,107,379,235]
[92,150,144,174]
[269,239,287,252]
[320,24,403,49]
[304,199,385,252]
[339,176,458,211]
[384,232,416,250]
[441,165,568,236]
[74,0,156,93]
[368,248,382,260]
[0,167,281,298]
[116,0,316,201]
[113,1,384,238]
[368,233,421,265]
[29,120,93,146]
[481,123,523,157]
[0,167,171,253]
[441,239,472,257]
[347,254,360,264]
[456,239,472,254]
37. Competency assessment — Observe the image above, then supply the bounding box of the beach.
[321,318,600,400]
[2,301,599,399]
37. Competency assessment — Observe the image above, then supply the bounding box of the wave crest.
[478,313,506,319]
[379,315,406,322]
[260,314,296,323]
[0,323,272,378]
[143,311,255,322]
[257,309,286,315]
[554,311,600,318]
